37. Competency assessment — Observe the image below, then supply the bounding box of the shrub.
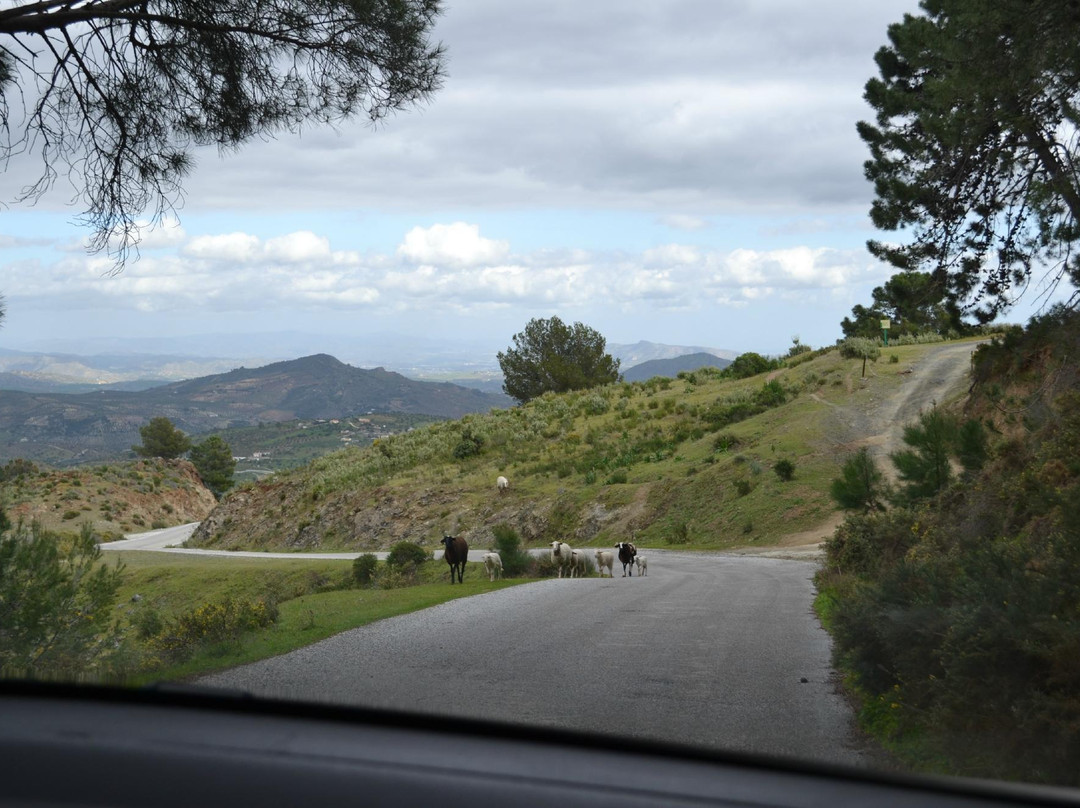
[352,553,378,586]
[831,447,886,511]
[606,469,628,484]
[0,519,123,677]
[386,541,429,570]
[773,459,796,481]
[734,479,752,497]
[146,596,277,663]
[669,520,690,544]
[713,432,740,452]
[492,524,531,576]
[61,510,80,521]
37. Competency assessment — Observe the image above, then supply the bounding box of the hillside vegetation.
[818,307,1080,786]
[1,458,216,540]
[190,341,967,553]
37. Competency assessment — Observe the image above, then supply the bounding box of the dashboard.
[1,681,1077,808]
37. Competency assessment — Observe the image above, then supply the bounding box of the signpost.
[881,319,891,346]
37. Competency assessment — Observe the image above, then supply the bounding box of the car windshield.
[2,0,1080,796]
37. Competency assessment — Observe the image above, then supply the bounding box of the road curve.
[200,551,867,767]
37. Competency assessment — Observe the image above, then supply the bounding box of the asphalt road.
[201,551,866,767]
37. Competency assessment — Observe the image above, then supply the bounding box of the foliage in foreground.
[818,313,1080,786]
[0,518,124,678]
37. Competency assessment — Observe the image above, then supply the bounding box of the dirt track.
[737,341,981,559]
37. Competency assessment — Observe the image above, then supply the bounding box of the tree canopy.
[189,435,236,498]
[841,270,967,338]
[859,0,1080,322]
[133,416,190,459]
[498,316,621,404]
[0,0,444,266]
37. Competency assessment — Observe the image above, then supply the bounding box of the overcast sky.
[0,0,1064,365]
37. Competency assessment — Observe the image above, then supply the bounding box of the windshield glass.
[2,0,1079,794]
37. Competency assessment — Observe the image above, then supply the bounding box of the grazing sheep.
[550,541,573,578]
[634,555,648,576]
[483,551,503,581]
[615,541,637,576]
[569,549,588,578]
[496,475,510,494]
[440,534,469,584]
[594,549,615,578]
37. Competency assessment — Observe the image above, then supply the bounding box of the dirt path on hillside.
[735,341,982,561]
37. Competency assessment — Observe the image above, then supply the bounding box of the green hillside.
[189,341,970,553]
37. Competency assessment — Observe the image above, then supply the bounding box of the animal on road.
[550,541,573,578]
[594,549,614,578]
[569,549,588,578]
[496,475,510,494]
[634,555,648,576]
[483,551,503,581]
[441,534,469,584]
[615,542,637,576]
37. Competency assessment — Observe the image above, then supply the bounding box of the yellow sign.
[880,319,891,330]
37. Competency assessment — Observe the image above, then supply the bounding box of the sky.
[0,0,1069,366]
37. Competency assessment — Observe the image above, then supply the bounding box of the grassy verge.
[113,553,532,685]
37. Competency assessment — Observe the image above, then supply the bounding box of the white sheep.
[569,549,588,578]
[634,555,648,576]
[483,551,503,581]
[496,475,510,494]
[594,549,615,578]
[550,541,573,578]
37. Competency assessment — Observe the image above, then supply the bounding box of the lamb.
[440,534,469,584]
[483,551,503,582]
[550,541,573,578]
[615,541,637,577]
[594,549,615,578]
[569,549,588,578]
[496,475,510,494]
[634,555,648,576]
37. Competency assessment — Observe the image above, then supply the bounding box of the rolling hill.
[0,354,510,466]
[621,352,732,382]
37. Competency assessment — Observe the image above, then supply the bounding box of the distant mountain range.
[0,354,510,466]
[0,338,742,394]
[621,352,732,383]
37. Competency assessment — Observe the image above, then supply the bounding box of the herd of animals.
[437,476,649,585]
[439,534,647,584]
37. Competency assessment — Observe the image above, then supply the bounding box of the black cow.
[615,541,637,577]
[441,534,469,584]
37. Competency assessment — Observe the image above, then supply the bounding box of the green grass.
[139,574,528,683]
[111,552,532,684]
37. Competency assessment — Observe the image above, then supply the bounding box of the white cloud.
[183,232,261,263]
[397,222,510,267]
[264,231,332,263]
[658,214,709,231]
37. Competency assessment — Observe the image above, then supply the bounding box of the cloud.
[658,214,709,231]
[397,222,510,267]
[183,232,261,263]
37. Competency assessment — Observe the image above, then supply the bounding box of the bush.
[492,524,531,576]
[734,479,752,497]
[669,520,690,544]
[773,459,796,481]
[0,519,124,677]
[352,553,378,586]
[713,432,740,452]
[146,596,277,664]
[831,447,886,511]
[386,541,429,570]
